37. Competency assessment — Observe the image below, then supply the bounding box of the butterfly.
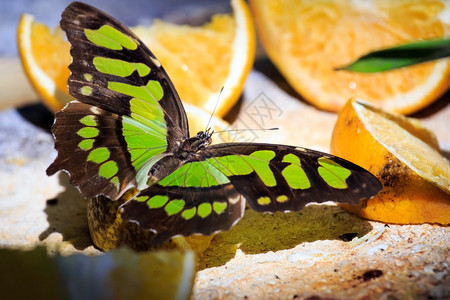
[47,2,381,245]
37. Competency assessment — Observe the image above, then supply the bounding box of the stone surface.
[0,61,449,298]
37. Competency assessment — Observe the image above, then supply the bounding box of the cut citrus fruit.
[133,0,255,117]
[17,13,73,112]
[249,0,450,114]
[17,0,255,117]
[331,98,450,225]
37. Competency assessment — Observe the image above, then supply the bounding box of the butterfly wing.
[121,143,381,244]
[121,184,245,245]
[201,143,382,212]
[47,2,188,199]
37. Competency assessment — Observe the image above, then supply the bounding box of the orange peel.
[331,98,450,225]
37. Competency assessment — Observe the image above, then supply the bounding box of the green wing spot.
[121,88,168,174]
[146,80,164,101]
[133,63,151,77]
[136,196,149,202]
[87,147,110,164]
[250,150,276,161]
[257,197,271,206]
[317,157,351,189]
[208,155,252,176]
[213,202,227,215]
[108,80,163,102]
[181,207,196,220]
[276,195,288,203]
[157,164,189,187]
[78,139,94,151]
[77,127,99,138]
[158,161,230,187]
[197,203,212,218]
[282,153,299,164]
[282,154,311,189]
[99,160,119,178]
[81,86,93,96]
[93,57,150,77]
[79,115,97,126]
[242,155,276,187]
[164,199,185,216]
[85,25,137,50]
[209,154,276,186]
[147,195,169,209]
[110,176,120,189]
[84,73,93,81]
[128,97,166,133]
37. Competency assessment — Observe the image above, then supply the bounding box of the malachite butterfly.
[47,2,381,245]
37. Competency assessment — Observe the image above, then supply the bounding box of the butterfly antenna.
[205,87,224,132]
[214,127,279,134]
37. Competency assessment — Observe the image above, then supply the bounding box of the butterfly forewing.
[48,2,189,199]
[60,2,188,130]
[201,143,382,212]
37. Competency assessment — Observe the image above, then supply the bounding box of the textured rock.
[0,61,449,298]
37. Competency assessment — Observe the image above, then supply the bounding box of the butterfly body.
[145,129,212,185]
[48,2,382,246]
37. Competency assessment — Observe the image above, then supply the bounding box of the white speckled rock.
[0,62,449,298]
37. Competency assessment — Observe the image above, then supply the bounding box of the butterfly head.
[197,127,213,144]
[177,128,213,160]
[191,128,213,150]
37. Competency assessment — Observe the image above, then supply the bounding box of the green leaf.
[337,38,450,73]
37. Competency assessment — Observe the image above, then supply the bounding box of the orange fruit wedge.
[249,0,450,114]
[17,0,255,117]
[17,13,73,112]
[331,98,450,225]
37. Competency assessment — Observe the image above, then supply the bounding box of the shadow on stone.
[16,103,54,133]
[199,204,372,269]
[410,90,450,118]
[39,172,94,250]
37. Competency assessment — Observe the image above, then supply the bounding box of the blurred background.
[1,0,230,57]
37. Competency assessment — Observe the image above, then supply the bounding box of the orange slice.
[17,13,73,112]
[249,0,450,114]
[17,0,255,117]
[331,98,450,225]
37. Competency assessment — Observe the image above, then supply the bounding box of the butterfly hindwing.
[121,184,245,245]
[120,143,381,244]
[48,2,190,199]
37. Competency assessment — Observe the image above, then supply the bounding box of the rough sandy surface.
[0,64,449,299]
